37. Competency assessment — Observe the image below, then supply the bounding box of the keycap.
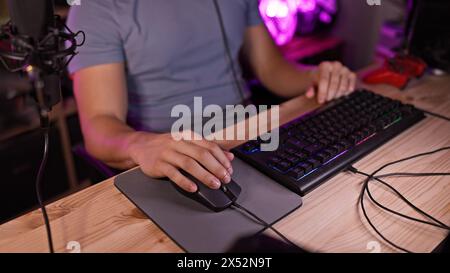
[298,162,313,173]
[307,159,321,169]
[304,143,323,155]
[267,156,282,166]
[314,152,331,163]
[275,161,292,172]
[285,148,297,155]
[285,155,301,165]
[294,152,308,161]
[319,138,331,146]
[306,137,317,144]
[286,138,309,149]
[326,135,337,143]
[347,134,359,145]
[276,151,291,159]
[288,167,305,180]
[338,140,351,150]
[331,144,344,154]
[323,148,337,157]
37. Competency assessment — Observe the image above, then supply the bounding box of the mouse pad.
[114,158,302,253]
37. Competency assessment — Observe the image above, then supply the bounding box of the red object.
[393,55,427,77]
[363,54,427,89]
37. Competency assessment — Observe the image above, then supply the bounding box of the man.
[68,0,356,193]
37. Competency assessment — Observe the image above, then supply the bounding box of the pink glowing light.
[297,0,317,13]
[265,0,290,17]
[319,11,332,23]
[259,0,299,45]
[259,0,337,45]
[317,0,337,14]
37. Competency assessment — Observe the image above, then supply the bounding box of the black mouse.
[170,170,241,212]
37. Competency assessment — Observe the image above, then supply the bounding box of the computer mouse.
[170,170,242,212]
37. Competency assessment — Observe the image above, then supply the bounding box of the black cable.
[347,146,450,253]
[420,109,450,122]
[351,169,450,230]
[231,202,301,250]
[376,172,450,179]
[358,177,414,253]
[36,126,55,253]
[370,173,449,229]
[212,0,247,102]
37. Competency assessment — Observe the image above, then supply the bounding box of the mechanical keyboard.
[232,89,425,196]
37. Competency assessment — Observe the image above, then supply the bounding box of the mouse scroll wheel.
[221,185,236,200]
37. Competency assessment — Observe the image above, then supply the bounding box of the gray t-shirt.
[67,0,262,133]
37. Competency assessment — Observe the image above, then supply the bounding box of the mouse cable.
[419,108,450,122]
[231,202,302,250]
[212,0,247,103]
[36,125,55,253]
[347,146,450,253]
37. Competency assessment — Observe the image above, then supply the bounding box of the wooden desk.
[0,75,449,253]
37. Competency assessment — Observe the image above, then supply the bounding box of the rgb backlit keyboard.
[232,90,425,195]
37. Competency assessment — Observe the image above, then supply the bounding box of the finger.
[318,63,331,104]
[173,141,232,183]
[225,151,235,161]
[337,68,350,98]
[347,72,357,95]
[327,62,342,102]
[190,139,234,176]
[306,87,315,99]
[170,153,223,190]
[161,163,198,193]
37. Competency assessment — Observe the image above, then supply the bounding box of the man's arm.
[73,63,234,192]
[73,63,138,169]
[242,24,357,103]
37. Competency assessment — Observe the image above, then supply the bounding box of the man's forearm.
[258,58,316,98]
[81,115,154,169]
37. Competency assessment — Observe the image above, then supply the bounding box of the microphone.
[6,0,60,110]
[0,0,84,111]
[7,0,55,42]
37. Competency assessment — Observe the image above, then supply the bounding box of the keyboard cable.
[347,146,450,253]
[419,109,450,122]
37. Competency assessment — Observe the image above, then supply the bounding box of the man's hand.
[307,61,357,104]
[127,133,234,193]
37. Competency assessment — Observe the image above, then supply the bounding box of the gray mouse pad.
[114,158,302,253]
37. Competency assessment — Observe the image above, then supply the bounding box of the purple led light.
[259,0,299,45]
[297,0,317,13]
[317,0,337,13]
[319,11,332,23]
[260,0,337,45]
